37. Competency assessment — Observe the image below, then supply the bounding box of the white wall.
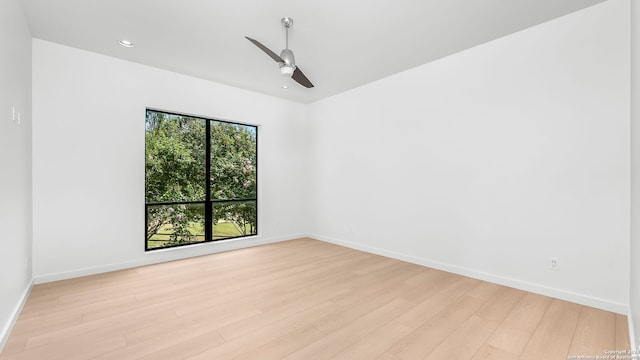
[0,0,33,349]
[32,39,310,282]
[309,0,630,313]
[630,0,640,350]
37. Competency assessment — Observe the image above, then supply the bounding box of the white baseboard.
[308,233,627,314]
[0,279,33,353]
[34,233,304,284]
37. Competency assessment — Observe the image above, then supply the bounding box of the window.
[145,109,257,251]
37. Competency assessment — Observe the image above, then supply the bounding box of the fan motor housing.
[279,49,295,66]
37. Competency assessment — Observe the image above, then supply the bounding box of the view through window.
[145,109,257,250]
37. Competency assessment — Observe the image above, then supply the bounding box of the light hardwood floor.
[0,238,630,359]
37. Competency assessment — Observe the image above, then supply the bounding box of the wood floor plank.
[395,277,480,329]
[401,272,462,304]
[231,302,341,360]
[136,328,225,360]
[285,298,411,359]
[352,255,400,275]
[125,302,261,345]
[227,325,325,360]
[518,299,582,360]
[470,344,519,360]
[467,281,502,300]
[216,284,347,341]
[475,287,526,323]
[403,266,441,286]
[615,314,631,350]
[24,307,176,350]
[0,335,126,360]
[185,302,340,360]
[92,323,225,360]
[327,267,418,310]
[567,306,616,357]
[383,295,487,359]
[0,338,25,357]
[0,239,628,360]
[311,283,413,335]
[424,315,500,360]
[331,322,413,360]
[8,311,82,338]
[486,292,551,355]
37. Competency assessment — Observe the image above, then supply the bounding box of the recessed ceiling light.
[281,85,289,89]
[119,40,134,48]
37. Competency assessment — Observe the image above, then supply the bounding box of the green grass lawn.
[147,221,253,249]
[212,221,251,239]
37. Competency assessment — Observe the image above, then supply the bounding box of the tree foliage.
[145,111,206,203]
[210,123,257,235]
[210,122,257,201]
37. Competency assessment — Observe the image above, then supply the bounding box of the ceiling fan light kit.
[246,17,314,88]
[279,64,295,76]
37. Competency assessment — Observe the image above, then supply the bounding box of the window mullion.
[205,119,212,243]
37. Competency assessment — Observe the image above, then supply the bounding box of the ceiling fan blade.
[291,67,314,88]
[245,37,284,63]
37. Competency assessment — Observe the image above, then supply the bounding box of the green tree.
[145,111,205,243]
[210,122,257,235]
[210,122,257,200]
[145,111,206,203]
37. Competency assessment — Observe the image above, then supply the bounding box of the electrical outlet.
[549,257,559,270]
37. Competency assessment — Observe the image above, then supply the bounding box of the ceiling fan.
[245,17,314,88]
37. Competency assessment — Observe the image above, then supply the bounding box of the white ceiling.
[21,0,605,103]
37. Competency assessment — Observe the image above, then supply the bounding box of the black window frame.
[144,108,258,251]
